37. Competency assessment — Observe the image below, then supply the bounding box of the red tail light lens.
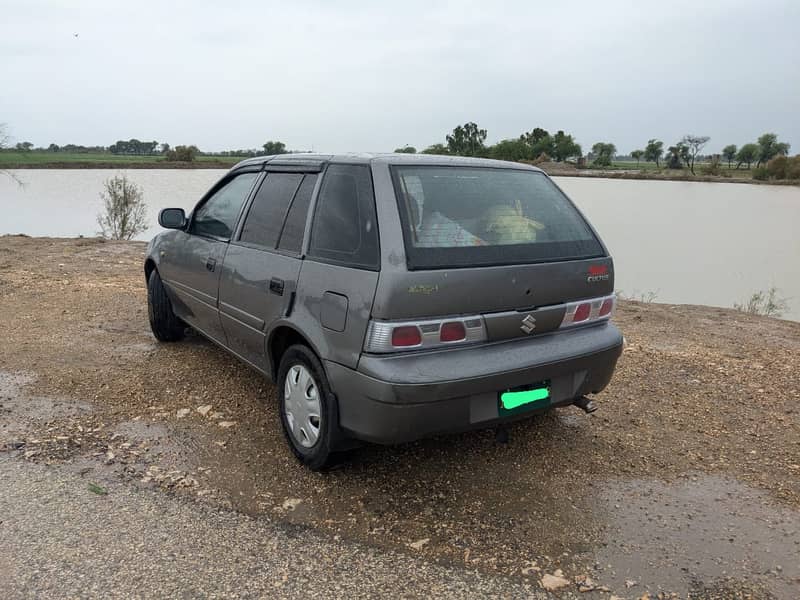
[599,297,614,317]
[573,303,591,322]
[559,294,616,329]
[440,321,466,342]
[391,326,422,347]
[588,265,608,276]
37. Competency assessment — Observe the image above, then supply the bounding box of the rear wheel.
[277,344,339,470]
[147,269,185,342]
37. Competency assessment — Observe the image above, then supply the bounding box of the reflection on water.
[1,169,798,320]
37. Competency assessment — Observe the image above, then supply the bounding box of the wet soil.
[1,235,799,598]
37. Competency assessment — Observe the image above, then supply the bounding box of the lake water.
[2,169,799,320]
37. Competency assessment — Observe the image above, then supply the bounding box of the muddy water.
[1,170,800,320]
[598,476,800,598]
[0,371,92,442]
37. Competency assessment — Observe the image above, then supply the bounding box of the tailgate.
[371,256,614,341]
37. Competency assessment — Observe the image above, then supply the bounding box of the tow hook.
[573,396,598,414]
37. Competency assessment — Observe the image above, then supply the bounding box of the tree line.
[625,133,791,173]
[398,123,794,180]
[3,120,795,178]
[1,135,294,163]
[396,122,582,163]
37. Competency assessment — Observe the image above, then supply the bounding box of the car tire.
[277,344,340,471]
[147,269,185,342]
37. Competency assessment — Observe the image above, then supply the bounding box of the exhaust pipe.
[573,396,598,414]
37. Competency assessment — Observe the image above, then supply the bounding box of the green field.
[0,152,245,168]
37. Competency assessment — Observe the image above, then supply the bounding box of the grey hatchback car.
[145,153,623,469]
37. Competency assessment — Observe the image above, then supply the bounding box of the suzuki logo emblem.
[520,314,537,334]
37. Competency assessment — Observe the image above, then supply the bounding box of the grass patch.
[0,152,246,168]
[0,152,161,164]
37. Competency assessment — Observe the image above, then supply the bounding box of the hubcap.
[283,364,321,448]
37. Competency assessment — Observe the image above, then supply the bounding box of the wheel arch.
[267,324,324,383]
[144,257,157,283]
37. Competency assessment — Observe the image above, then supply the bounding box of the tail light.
[440,321,466,342]
[365,316,487,353]
[573,303,591,322]
[365,295,615,354]
[560,294,616,328]
[598,297,614,317]
[391,326,422,347]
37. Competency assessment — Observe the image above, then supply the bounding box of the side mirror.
[158,208,186,229]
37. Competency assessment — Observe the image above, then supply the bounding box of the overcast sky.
[2,0,798,154]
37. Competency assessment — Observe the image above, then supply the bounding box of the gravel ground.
[1,235,799,599]
[0,458,547,599]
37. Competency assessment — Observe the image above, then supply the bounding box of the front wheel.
[147,269,185,342]
[277,345,340,471]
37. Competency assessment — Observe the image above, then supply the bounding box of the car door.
[218,170,319,373]
[158,170,259,345]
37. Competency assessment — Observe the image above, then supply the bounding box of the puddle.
[114,420,170,444]
[0,371,35,398]
[113,419,195,472]
[2,394,92,421]
[596,475,800,598]
[1,371,92,443]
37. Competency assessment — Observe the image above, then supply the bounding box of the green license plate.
[500,386,550,411]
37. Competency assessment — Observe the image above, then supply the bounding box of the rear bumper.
[325,322,623,444]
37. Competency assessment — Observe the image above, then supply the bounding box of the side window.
[308,165,379,269]
[277,174,317,253]
[192,172,258,240]
[239,173,303,249]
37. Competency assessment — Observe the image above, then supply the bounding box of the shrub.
[700,157,726,176]
[97,175,147,240]
[752,167,769,181]
[785,156,800,180]
[592,155,612,167]
[766,155,788,179]
[532,152,551,165]
[734,287,788,318]
[165,145,198,162]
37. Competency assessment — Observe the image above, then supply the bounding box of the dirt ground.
[1,235,799,599]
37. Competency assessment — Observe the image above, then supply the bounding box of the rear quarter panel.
[293,260,379,369]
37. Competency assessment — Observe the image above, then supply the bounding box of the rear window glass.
[278,174,317,254]
[391,166,603,269]
[308,164,379,270]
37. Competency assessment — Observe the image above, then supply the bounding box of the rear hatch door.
[377,163,615,341]
[371,256,614,342]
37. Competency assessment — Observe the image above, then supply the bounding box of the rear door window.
[308,164,379,270]
[239,173,303,249]
[277,174,317,254]
[391,166,603,269]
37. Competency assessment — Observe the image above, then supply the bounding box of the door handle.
[269,278,285,296]
[206,257,216,272]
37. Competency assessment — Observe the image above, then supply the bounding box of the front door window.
[191,173,258,240]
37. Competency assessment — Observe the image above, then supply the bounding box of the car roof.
[232,153,545,173]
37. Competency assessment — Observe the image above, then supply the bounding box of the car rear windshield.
[391,166,604,269]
